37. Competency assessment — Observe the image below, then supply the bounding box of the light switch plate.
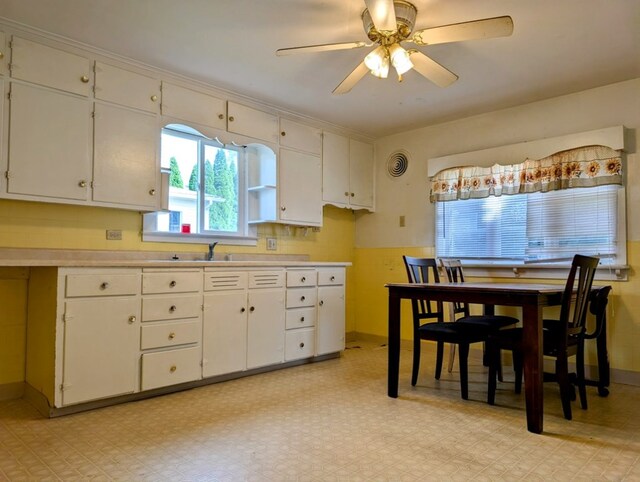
[266,237,277,250]
[106,230,122,240]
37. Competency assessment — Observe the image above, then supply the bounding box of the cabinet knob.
[351,192,355,197]
[330,276,335,282]
[100,282,109,290]
[300,316,305,322]
[169,305,177,312]
[0,52,4,59]
[168,332,176,340]
[128,315,136,324]
[240,307,246,313]
[170,365,177,373]
[281,131,286,137]
[169,280,177,288]
[228,116,235,122]
[300,296,306,302]
[150,94,158,102]
[149,189,156,196]
[319,300,324,306]
[78,180,87,188]
[299,342,305,348]
[281,206,286,211]
[344,191,349,197]
[301,276,306,282]
[80,75,90,83]
[218,113,224,120]
[249,306,255,312]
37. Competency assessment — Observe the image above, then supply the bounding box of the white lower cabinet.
[246,287,286,368]
[316,268,346,356]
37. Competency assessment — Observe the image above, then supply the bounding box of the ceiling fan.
[276,0,513,94]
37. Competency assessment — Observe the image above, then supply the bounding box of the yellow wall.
[0,199,356,386]
[353,242,640,377]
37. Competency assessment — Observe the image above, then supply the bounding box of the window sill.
[463,263,629,281]
[142,232,258,247]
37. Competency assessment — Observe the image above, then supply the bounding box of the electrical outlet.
[266,237,277,250]
[106,229,122,240]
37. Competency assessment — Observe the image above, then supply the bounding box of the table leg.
[388,291,401,398]
[522,304,544,434]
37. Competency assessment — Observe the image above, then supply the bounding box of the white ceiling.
[1,0,638,138]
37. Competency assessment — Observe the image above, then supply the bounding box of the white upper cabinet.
[279,118,322,155]
[348,139,374,210]
[161,82,226,130]
[10,36,92,96]
[279,148,322,226]
[0,31,8,76]
[322,132,350,207]
[93,103,158,209]
[227,101,279,144]
[94,62,160,113]
[7,83,91,201]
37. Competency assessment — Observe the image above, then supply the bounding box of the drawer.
[285,328,315,361]
[65,272,139,297]
[286,269,317,287]
[318,268,345,286]
[142,294,201,321]
[142,271,201,294]
[249,270,285,289]
[204,271,248,291]
[285,307,316,329]
[140,346,201,391]
[286,287,317,308]
[140,319,201,350]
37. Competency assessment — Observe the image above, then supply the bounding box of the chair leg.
[411,334,421,386]
[556,355,573,420]
[458,343,470,400]
[513,348,523,395]
[576,343,588,410]
[448,343,456,373]
[435,341,444,380]
[487,342,499,405]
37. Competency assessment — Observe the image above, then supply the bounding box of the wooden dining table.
[386,281,569,434]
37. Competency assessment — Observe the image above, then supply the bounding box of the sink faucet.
[207,242,218,261]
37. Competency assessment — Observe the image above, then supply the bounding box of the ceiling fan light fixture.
[389,43,413,78]
[364,46,389,78]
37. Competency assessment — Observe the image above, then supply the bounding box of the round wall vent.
[386,150,409,178]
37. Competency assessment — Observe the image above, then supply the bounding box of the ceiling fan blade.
[408,50,458,87]
[364,0,397,32]
[411,16,514,46]
[276,41,369,56]
[333,60,370,95]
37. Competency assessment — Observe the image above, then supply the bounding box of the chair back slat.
[560,254,599,338]
[402,256,443,321]
[439,259,470,318]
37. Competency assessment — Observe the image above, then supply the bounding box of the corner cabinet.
[25,264,347,416]
[322,132,375,211]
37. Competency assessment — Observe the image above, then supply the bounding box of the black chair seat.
[455,315,519,330]
[418,321,491,344]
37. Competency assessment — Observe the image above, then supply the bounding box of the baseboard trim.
[0,382,25,401]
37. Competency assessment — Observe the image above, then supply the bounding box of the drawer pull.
[301,276,306,282]
[300,296,306,302]
[319,300,324,306]
[169,280,177,288]
[169,365,177,373]
[78,180,87,188]
[300,316,305,322]
[299,342,305,348]
[168,332,176,340]
[169,305,177,313]
[81,75,90,83]
[100,282,109,290]
[330,276,336,282]
[128,315,136,324]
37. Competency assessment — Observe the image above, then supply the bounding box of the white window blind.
[435,184,619,264]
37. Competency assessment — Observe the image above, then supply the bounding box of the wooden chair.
[439,259,519,374]
[403,256,515,399]
[487,254,599,420]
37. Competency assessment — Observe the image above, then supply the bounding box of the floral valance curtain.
[430,145,622,202]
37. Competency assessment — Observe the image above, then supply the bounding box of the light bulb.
[364,46,389,79]
[389,43,413,80]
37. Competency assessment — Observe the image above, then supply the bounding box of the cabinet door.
[161,82,226,129]
[93,103,158,209]
[95,62,160,113]
[279,148,322,225]
[322,131,350,207]
[227,102,278,144]
[247,288,285,369]
[62,297,139,405]
[349,139,374,210]
[11,37,92,96]
[7,83,90,201]
[316,285,345,355]
[202,290,248,377]
[279,119,322,155]
[0,31,8,76]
